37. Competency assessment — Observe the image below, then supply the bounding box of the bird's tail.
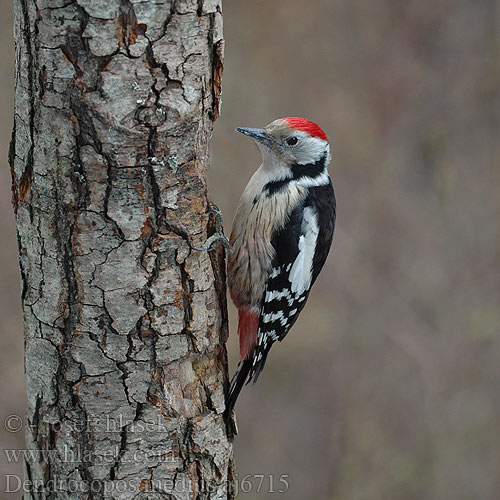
[224,358,252,426]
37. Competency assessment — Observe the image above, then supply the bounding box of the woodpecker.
[225,117,336,421]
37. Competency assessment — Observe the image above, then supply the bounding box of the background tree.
[10,0,232,498]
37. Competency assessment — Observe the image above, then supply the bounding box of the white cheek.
[294,137,329,165]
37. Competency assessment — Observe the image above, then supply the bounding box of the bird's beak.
[235,127,271,146]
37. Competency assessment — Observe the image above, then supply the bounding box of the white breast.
[228,164,306,308]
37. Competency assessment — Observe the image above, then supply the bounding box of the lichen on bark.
[10,0,232,498]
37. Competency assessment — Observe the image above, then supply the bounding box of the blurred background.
[1,1,499,499]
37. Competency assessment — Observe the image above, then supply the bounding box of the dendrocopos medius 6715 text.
[225,117,336,420]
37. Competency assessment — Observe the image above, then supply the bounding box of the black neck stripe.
[290,152,327,180]
[264,153,327,195]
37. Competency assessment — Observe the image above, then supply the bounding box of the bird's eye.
[286,136,298,146]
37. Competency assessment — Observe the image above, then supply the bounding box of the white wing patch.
[289,206,319,295]
[252,205,321,373]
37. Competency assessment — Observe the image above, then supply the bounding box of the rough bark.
[10,0,232,498]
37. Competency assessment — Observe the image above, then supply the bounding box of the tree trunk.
[10,0,232,498]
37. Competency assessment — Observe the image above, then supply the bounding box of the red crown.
[282,117,328,141]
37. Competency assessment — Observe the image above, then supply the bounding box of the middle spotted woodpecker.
[225,117,336,420]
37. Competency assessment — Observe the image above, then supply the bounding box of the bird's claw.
[193,232,232,252]
[193,208,232,252]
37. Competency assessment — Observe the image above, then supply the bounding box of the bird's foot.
[193,208,232,252]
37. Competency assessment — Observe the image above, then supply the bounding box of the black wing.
[250,181,336,381]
